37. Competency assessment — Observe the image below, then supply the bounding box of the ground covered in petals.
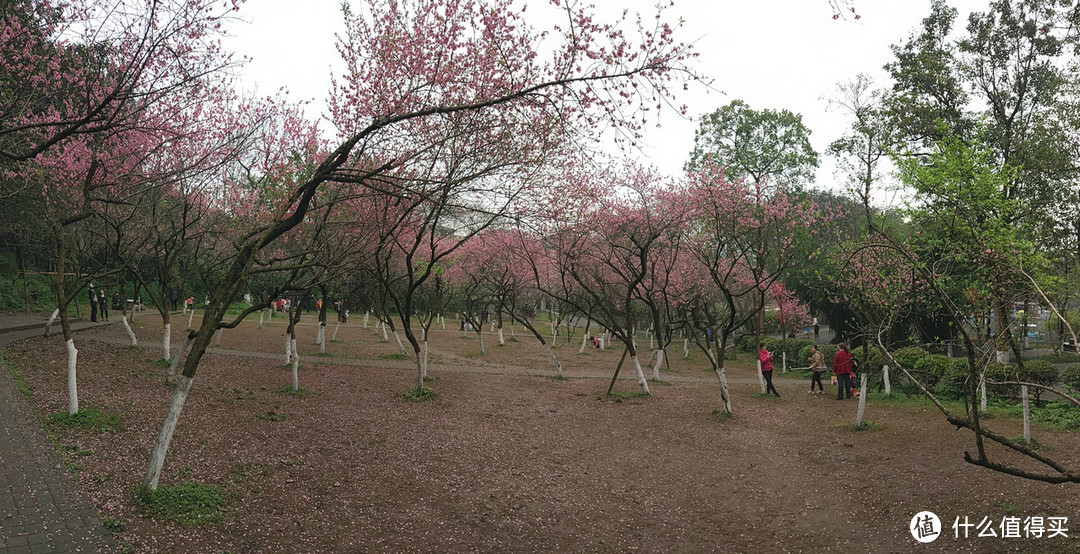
[6,314,1080,553]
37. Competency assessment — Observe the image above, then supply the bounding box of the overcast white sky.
[222,0,993,198]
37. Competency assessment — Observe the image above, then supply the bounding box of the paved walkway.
[0,313,117,553]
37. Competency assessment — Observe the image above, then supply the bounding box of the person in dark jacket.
[88,284,97,322]
[98,289,109,322]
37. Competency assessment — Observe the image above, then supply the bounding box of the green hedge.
[1062,364,1080,394]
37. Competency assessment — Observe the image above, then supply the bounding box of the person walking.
[759,345,780,397]
[808,345,826,394]
[833,343,855,400]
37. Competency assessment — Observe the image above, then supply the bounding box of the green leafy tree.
[685,99,819,188]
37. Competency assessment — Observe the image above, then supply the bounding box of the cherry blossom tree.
[141,0,698,491]
[682,160,820,412]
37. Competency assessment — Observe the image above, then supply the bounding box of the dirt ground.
[6,313,1080,553]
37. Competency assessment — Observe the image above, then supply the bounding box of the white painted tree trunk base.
[332,323,341,341]
[652,349,663,381]
[393,331,407,356]
[1022,385,1030,444]
[120,315,137,346]
[714,367,733,413]
[855,374,869,427]
[213,328,222,348]
[883,365,891,396]
[66,339,79,415]
[756,360,766,393]
[284,332,292,365]
[543,343,562,376]
[629,355,650,395]
[162,323,172,362]
[142,375,194,491]
[45,308,59,337]
[497,327,505,346]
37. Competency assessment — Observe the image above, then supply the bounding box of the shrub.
[1020,360,1059,404]
[1061,364,1080,394]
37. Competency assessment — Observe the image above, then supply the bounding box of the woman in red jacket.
[833,343,855,400]
[759,346,780,397]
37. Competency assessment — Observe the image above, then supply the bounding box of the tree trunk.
[283,332,292,365]
[141,375,194,492]
[332,322,341,341]
[187,308,195,329]
[213,328,222,348]
[166,332,194,386]
[628,355,651,395]
[542,342,563,376]
[497,327,505,346]
[259,310,264,327]
[714,341,733,413]
[318,323,327,354]
[393,331,407,356]
[65,339,79,415]
[120,314,138,346]
[44,308,59,337]
[883,365,891,396]
[756,358,766,393]
[291,347,300,391]
[476,327,485,354]
[651,349,663,381]
[363,310,369,328]
[162,322,172,361]
[1022,384,1030,445]
[855,373,869,427]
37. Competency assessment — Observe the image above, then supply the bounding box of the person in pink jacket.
[833,343,855,400]
[759,346,780,397]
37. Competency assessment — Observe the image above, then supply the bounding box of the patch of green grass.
[548,374,569,381]
[152,358,171,369]
[256,411,290,422]
[49,407,122,433]
[379,353,409,360]
[102,517,124,534]
[328,339,345,343]
[311,351,334,357]
[402,387,437,402]
[1,349,32,398]
[711,409,732,421]
[464,351,485,358]
[998,499,1022,516]
[852,421,883,431]
[136,481,226,526]
[275,386,313,398]
[507,336,520,343]
[1009,435,1042,450]
[119,345,144,352]
[422,375,439,383]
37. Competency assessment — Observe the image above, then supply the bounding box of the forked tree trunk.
[142,375,193,493]
[65,339,79,415]
[166,332,194,386]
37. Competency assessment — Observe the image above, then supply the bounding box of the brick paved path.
[0,315,117,553]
